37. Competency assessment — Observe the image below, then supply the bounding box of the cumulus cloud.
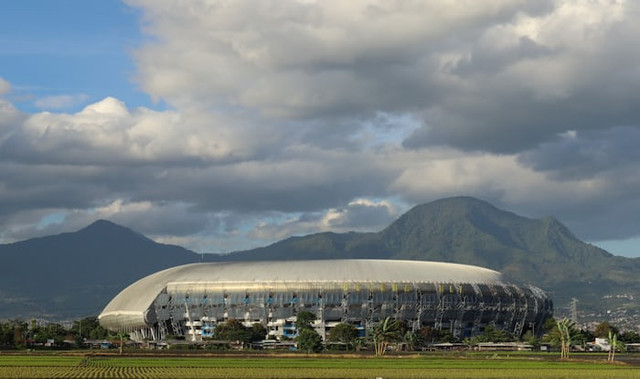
[321,199,400,230]
[128,0,542,119]
[0,97,268,166]
[3,2,640,255]
[127,0,640,154]
[250,198,402,243]
[404,0,640,152]
[0,77,11,95]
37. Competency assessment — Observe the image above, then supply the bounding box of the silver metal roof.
[99,259,505,329]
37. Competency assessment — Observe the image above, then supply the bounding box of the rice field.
[0,353,637,378]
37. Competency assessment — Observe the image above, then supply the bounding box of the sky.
[1,0,640,258]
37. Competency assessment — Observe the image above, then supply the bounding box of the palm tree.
[404,330,418,351]
[608,331,625,363]
[371,317,401,356]
[548,318,576,359]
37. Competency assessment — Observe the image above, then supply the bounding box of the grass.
[0,352,637,378]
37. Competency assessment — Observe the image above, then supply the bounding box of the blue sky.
[1,0,640,258]
[1,0,153,112]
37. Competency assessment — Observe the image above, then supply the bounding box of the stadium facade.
[98,260,552,342]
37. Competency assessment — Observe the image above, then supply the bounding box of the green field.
[0,353,637,378]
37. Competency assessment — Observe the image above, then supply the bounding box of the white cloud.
[124,0,640,156]
[320,199,400,230]
[34,94,90,110]
[3,1,640,256]
[248,198,402,245]
[127,0,544,118]
[387,148,607,209]
[0,77,11,95]
[1,97,266,165]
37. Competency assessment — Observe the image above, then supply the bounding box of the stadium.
[98,260,552,342]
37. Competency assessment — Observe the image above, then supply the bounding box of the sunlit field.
[0,352,638,378]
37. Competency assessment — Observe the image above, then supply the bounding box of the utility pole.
[570,298,578,324]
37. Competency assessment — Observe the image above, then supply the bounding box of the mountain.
[221,197,640,314]
[0,220,203,319]
[2,197,639,321]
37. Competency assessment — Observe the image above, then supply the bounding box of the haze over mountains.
[1,196,638,320]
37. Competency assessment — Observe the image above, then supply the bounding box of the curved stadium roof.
[99,259,506,329]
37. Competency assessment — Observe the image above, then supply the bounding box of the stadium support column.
[470,283,484,337]
[452,284,465,339]
[392,283,399,320]
[184,303,197,342]
[148,326,156,341]
[434,283,445,331]
[366,285,374,333]
[169,298,183,337]
[502,284,517,333]
[414,287,423,332]
[341,285,349,323]
[511,284,527,337]
[265,292,273,330]
[486,283,499,328]
[317,293,326,341]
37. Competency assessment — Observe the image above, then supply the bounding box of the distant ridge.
[76,219,152,241]
[2,197,640,320]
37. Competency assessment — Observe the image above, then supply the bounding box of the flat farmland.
[0,352,638,378]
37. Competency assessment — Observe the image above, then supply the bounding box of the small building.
[475,342,534,351]
[587,338,611,352]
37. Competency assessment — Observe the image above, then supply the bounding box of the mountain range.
[1,196,639,321]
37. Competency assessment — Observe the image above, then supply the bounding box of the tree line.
[2,313,639,356]
[0,317,110,349]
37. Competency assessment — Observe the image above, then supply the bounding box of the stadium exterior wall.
[98,260,552,342]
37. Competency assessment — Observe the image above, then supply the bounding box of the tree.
[572,329,591,351]
[250,323,267,342]
[297,328,323,353]
[353,337,366,351]
[328,323,358,350]
[594,322,619,338]
[0,320,26,348]
[521,330,540,349]
[437,331,455,343]
[417,326,440,345]
[212,319,252,343]
[295,311,316,331]
[0,322,13,347]
[70,317,109,344]
[371,317,402,356]
[107,331,129,355]
[6,319,28,348]
[546,318,577,359]
[541,317,557,334]
[41,323,67,347]
[619,330,640,343]
[558,318,573,359]
[476,325,512,343]
[607,331,625,363]
[404,330,420,351]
